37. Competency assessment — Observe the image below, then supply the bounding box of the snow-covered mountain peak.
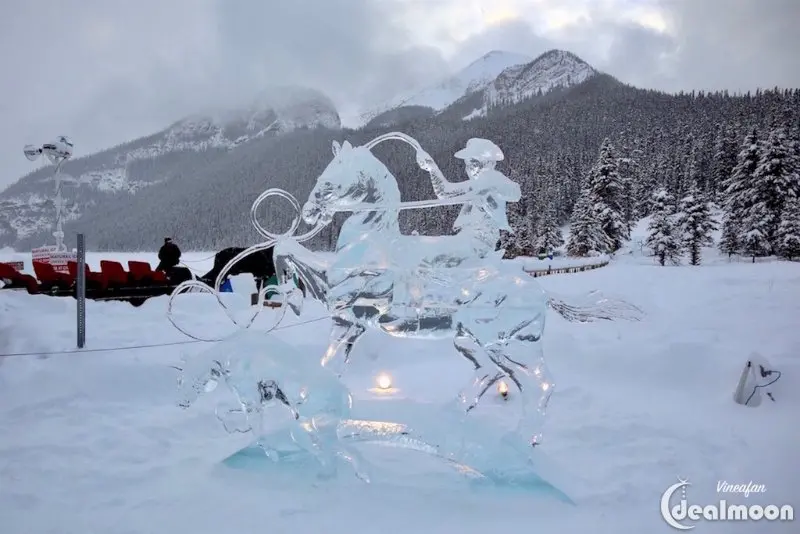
[168,85,340,140]
[486,49,597,106]
[455,50,534,91]
[358,50,532,125]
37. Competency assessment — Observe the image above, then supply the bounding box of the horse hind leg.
[452,323,505,414]
[488,330,554,446]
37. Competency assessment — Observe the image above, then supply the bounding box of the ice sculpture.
[167,130,642,463]
[272,134,555,447]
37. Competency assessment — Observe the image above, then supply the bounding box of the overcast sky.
[1,0,799,189]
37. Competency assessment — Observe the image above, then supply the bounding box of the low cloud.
[0,0,797,188]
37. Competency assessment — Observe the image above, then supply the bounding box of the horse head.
[302,139,400,226]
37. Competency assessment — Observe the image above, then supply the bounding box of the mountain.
[0,85,340,248]
[2,48,797,254]
[483,49,597,112]
[365,49,599,127]
[50,74,799,254]
[361,50,532,126]
[103,85,341,166]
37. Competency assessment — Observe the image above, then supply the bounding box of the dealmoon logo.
[660,478,794,530]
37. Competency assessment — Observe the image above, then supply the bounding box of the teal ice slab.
[220,440,574,503]
[218,398,575,502]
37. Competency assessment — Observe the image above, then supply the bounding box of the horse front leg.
[273,237,330,303]
[321,314,366,377]
[290,417,339,479]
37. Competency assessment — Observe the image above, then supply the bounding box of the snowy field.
[1,232,799,533]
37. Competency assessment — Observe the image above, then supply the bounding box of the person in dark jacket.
[156,237,181,272]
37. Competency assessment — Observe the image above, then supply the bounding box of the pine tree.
[720,128,760,254]
[677,185,717,265]
[645,189,682,266]
[740,200,772,262]
[535,207,564,254]
[499,171,535,258]
[718,214,739,258]
[566,190,608,257]
[711,125,739,201]
[776,194,800,260]
[585,138,628,252]
[617,156,637,232]
[751,126,798,250]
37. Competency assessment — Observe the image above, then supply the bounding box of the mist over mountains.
[1,48,798,254]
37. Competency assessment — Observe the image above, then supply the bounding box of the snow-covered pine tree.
[616,133,642,226]
[751,126,799,250]
[719,128,760,254]
[617,156,637,232]
[635,153,665,217]
[566,189,608,257]
[645,188,682,266]
[535,207,564,254]
[712,124,739,202]
[498,170,535,258]
[717,214,739,258]
[740,199,772,262]
[775,194,800,260]
[677,184,718,265]
[585,138,628,252]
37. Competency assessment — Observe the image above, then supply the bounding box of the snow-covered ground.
[1,230,798,532]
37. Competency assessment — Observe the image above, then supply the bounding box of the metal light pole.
[24,136,74,252]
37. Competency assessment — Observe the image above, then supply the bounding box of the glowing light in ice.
[497,380,509,397]
[376,373,393,390]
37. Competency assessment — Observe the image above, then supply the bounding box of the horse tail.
[546,290,644,323]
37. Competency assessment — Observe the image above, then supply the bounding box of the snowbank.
[0,248,797,532]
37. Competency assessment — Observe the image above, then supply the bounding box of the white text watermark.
[660,478,793,530]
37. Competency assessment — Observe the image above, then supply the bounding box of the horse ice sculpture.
[270,134,557,447]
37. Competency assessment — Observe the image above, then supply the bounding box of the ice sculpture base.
[220,423,574,502]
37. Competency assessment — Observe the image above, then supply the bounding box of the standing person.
[156,237,181,272]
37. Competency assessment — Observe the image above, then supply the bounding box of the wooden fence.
[523,260,609,278]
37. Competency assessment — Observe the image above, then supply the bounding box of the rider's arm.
[474,173,522,202]
[496,176,522,202]
[417,152,472,198]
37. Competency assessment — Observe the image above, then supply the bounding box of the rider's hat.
[454,138,504,162]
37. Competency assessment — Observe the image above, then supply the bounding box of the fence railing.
[523,260,609,278]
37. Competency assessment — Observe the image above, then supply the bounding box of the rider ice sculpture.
[417,138,521,259]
